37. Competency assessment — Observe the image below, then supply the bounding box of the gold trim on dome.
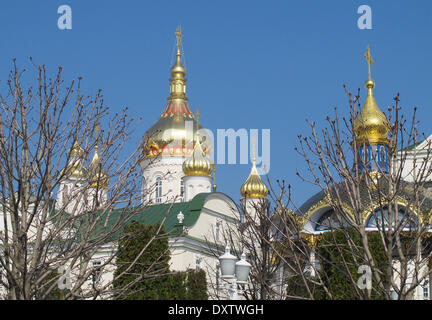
[298,194,355,229]
[300,232,321,246]
[362,196,425,224]
[299,193,429,231]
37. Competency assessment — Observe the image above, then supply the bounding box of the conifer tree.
[113,222,208,300]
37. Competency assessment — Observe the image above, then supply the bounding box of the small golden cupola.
[353,46,390,145]
[240,146,269,199]
[89,145,109,189]
[353,46,391,174]
[65,141,87,179]
[182,138,213,177]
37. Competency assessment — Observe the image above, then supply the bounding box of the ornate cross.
[195,109,200,130]
[252,137,256,163]
[175,26,182,52]
[364,45,373,80]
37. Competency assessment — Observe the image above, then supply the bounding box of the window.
[62,185,69,204]
[180,179,184,202]
[423,279,429,300]
[215,220,222,242]
[83,190,88,206]
[195,256,202,271]
[366,207,417,230]
[379,145,388,172]
[315,209,348,231]
[155,177,162,203]
[360,144,388,173]
[92,260,102,288]
[216,263,221,289]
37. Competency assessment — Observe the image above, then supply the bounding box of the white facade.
[80,192,240,299]
[140,156,185,204]
[241,197,262,225]
[398,134,432,183]
[183,175,212,202]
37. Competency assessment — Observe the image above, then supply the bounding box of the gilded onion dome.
[353,47,390,145]
[144,27,205,158]
[66,141,87,179]
[66,165,87,180]
[182,139,213,177]
[70,141,84,157]
[240,153,269,199]
[89,146,109,188]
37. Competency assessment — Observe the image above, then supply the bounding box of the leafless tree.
[203,195,286,300]
[266,86,432,300]
[0,58,173,300]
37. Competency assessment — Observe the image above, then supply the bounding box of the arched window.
[155,177,162,203]
[195,256,202,271]
[423,279,429,300]
[360,144,388,174]
[92,260,102,288]
[315,209,348,231]
[366,206,418,230]
[180,178,184,202]
[62,185,69,204]
[215,219,222,242]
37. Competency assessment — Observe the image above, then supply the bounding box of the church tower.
[56,141,88,214]
[87,144,109,209]
[140,27,206,204]
[353,46,390,174]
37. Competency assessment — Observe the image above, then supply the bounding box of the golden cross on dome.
[175,26,182,53]
[364,45,373,80]
[195,109,200,127]
[252,137,256,163]
[194,109,200,145]
[94,123,101,146]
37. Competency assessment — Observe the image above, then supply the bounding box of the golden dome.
[240,155,269,199]
[70,141,84,156]
[89,146,109,188]
[67,165,87,179]
[353,47,390,145]
[144,27,207,158]
[62,141,87,180]
[182,139,213,177]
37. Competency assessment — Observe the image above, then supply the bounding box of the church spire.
[89,126,109,189]
[168,26,188,102]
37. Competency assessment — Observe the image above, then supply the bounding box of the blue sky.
[1,1,432,206]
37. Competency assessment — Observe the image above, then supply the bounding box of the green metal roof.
[89,192,213,242]
[405,141,423,151]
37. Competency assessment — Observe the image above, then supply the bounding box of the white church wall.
[183,175,212,202]
[140,157,185,204]
[397,134,432,184]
